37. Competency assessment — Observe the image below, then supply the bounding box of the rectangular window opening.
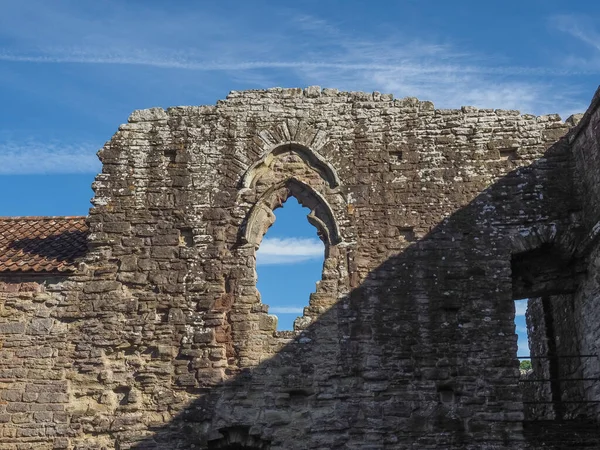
[499,148,518,161]
[514,298,531,371]
[398,226,415,242]
[164,149,177,163]
[389,151,403,163]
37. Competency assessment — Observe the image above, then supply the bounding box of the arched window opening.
[256,197,325,331]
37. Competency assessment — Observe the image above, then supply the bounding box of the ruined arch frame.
[240,142,341,190]
[241,177,342,249]
[230,139,350,338]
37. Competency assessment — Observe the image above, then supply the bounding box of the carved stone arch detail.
[241,142,341,189]
[242,177,342,248]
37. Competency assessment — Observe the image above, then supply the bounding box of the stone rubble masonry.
[0,86,599,449]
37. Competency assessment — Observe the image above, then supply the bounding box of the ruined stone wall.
[2,86,598,449]
[523,298,553,421]
[79,87,577,449]
[0,275,79,449]
[524,295,585,421]
[523,89,600,427]
[572,92,600,229]
[569,91,600,420]
[573,242,600,421]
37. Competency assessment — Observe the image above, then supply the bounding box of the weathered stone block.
[0,322,26,334]
[82,281,120,293]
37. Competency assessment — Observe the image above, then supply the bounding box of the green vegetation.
[520,360,532,371]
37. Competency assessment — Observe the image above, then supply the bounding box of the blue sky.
[514,300,529,357]
[2,0,597,339]
[256,199,325,330]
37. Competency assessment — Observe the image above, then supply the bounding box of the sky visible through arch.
[256,198,324,331]
[1,0,597,352]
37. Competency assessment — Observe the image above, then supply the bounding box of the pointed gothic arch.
[241,142,340,189]
[241,177,342,248]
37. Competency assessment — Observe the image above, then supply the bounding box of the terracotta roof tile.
[0,217,89,273]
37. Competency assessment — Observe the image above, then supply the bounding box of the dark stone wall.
[523,88,600,434]
[568,90,600,423]
[1,86,599,449]
[523,295,586,421]
[572,92,600,229]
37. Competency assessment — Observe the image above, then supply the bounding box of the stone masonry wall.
[0,275,79,449]
[2,86,600,449]
[523,88,600,429]
[524,295,585,421]
[569,90,600,421]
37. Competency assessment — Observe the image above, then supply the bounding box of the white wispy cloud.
[269,306,304,314]
[0,50,591,77]
[0,2,593,118]
[550,15,600,53]
[515,300,528,317]
[257,237,324,265]
[284,14,589,116]
[547,15,600,91]
[0,140,100,174]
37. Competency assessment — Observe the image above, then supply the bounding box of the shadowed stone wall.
[1,86,600,449]
[522,92,600,429]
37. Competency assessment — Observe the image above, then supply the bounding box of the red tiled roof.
[0,217,88,273]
